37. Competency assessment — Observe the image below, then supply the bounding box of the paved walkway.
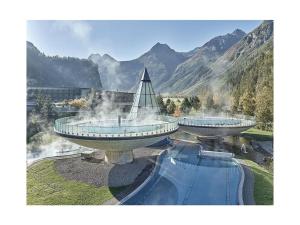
[255,141,273,155]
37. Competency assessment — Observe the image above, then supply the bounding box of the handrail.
[54,116,179,138]
[178,116,256,128]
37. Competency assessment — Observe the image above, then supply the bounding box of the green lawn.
[28,151,273,205]
[27,160,124,205]
[242,128,273,141]
[243,159,273,205]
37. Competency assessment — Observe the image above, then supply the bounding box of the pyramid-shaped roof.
[128,68,160,119]
[141,68,151,81]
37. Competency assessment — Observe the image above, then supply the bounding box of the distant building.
[27,87,91,103]
[27,87,134,114]
[96,90,134,113]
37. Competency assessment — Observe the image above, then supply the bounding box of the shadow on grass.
[108,156,157,201]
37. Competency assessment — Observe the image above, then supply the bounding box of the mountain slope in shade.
[155,29,246,93]
[27,41,102,89]
[180,20,273,96]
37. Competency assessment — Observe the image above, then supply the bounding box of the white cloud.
[53,21,92,42]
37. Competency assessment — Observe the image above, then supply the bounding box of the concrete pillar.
[104,150,134,164]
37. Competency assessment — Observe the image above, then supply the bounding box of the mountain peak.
[150,42,172,52]
[200,29,246,55]
[102,53,116,61]
[232,29,246,36]
[88,53,116,62]
[27,41,40,53]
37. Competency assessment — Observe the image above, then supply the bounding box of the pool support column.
[104,149,134,164]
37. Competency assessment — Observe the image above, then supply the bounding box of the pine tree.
[190,96,201,111]
[180,97,192,114]
[205,95,214,110]
[166,98,171,107]
[255,86,273,130]
[240,90,256,116]
[34,93,55,120]
[156,95,167,114]
[167,101,176,114]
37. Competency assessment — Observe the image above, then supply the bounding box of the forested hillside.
[222,38,273,129]
[27,42,102,89]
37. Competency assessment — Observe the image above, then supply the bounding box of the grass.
[242,128,273,141]
[27,160,125,205]
[243,159,273,205]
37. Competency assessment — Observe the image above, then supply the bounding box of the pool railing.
[178,116,255,128]
[54,116,179,138]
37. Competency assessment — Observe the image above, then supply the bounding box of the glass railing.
[178,116,256,127]
[54,116,179,138]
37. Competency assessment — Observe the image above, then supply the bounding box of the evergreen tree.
[167,101,176,115]
[166,98,171,106]
[231,90,240,113]
[255,86,273,130]
[34,93,55,120]
[205,95,214,110]
[240,90,256,116]
[156,95,167,114]
[180,97,192,114]
[190,96,201,111]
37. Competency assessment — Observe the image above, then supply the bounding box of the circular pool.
[178,116,255,137]
[54,116,178,164]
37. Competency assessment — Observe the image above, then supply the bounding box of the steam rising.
[89,54,122,91]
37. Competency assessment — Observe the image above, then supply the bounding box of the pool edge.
[233,158,245,205]
[116,146,173,205]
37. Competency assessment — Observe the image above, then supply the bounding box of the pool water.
[179,117,242,126]
[123,142,241,205]
[55,116,178,136]
[173,131,273,168]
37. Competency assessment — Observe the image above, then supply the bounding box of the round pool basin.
[178,116,255,137]
[54,116,178,164]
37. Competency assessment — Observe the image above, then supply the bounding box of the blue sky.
[27,20,261,61]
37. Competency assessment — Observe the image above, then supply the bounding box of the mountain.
[90,29,246,93]
[88,53,119,90]
[89,42,189,92]
[180,20,273,96]
[27,41,102,89]
[27,20,272,102]
[219,21,273,113]
[159,29,246,93]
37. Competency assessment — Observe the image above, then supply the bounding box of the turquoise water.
[178,116,255,128]
[123,142,241,205]
[55,116,178,136]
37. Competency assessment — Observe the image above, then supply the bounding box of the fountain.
[54,68,178,164]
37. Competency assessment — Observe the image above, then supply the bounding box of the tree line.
[227,40,273,130]
[156,95,223,116]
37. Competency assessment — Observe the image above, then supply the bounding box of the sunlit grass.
[243,159,273,205]
[242,128,273,141]
[27,160,125,205]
